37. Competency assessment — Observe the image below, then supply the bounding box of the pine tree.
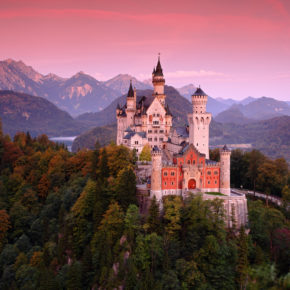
[147,196,161,234]
[115,167,137,211]
[90,142,100,179]
[99,148,109,179]
[236,226,249,290]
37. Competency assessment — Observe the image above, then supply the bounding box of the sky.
[1,0,290,101]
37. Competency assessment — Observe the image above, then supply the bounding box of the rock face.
[0,90,86,137]
[0,59,120,116]
[104,74,152,95]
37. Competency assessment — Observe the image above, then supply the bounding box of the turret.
[188,87,212,158]
[220,145,231,196]
[151,145,162,201]
[191,87,208,114]
[152,55,166,105]
[126,80,136,126]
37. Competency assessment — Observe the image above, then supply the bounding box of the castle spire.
[155,53,163,76]
[127,80,134,98]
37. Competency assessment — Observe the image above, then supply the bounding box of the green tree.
[115,167,137,211]
[246,149,265,196]
[163,195,182,239]
[236,226,249,290]
[146,195,161,234]
[124,204,141,247]
[91,201,124,286]
[139,143,152,162]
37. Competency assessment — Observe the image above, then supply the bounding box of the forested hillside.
[0,124,289,289]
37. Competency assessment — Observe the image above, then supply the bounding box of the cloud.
[166,70,227,78]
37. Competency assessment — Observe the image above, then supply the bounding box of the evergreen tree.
[115,167,137,211]
[236,226,249,290]
[99,148,109,179]
[147,195,161,234]
[90,142,100,179]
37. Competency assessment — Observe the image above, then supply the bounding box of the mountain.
[211,115,290,162]
[72,124,117,152]
[214,107,253,124]
[0,90,87,137]
[240,97,290,120]
[76,86,193,127]
[47,71,119,115]
[216,97,237,106]
[215,97,290,124]
[177,84,197,99]
[104,74,152,95]
[239,96,256,105]
[0,59,120,116]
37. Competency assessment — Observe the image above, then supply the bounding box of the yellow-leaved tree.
[139,143,151,161]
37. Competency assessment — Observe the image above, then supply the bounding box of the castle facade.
[117,57,248,227]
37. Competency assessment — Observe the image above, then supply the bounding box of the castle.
[116,57,248,227]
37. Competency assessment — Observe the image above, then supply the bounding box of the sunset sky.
[1,0,290,100]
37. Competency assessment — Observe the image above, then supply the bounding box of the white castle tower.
[152,55,166,105]
[125,80,137,127]
[220,145,231,195]
[150,146,162,201]
[188,87,212,158]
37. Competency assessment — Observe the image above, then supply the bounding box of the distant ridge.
[0,59,119,116]
[215,97,290,124]
[104,74,152,95]
[0,90,87,137]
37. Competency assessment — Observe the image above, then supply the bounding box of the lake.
[49,136,77,152]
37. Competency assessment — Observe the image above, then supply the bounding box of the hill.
[104,74,152,95]
[0,59,119,116]
[0,90,87,137]
[76,86,193,127]
[211,115,290,161]
[72,124,117,152]
[215,97,290,124]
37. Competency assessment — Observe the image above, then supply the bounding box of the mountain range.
[0,58,289,161]
[215,97,290,124]
[0,90,87,137]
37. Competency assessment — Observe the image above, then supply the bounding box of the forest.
[0,123,289,289]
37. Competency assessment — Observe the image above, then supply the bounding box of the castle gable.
[146,97,166,116]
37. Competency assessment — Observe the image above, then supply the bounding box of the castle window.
[197,143,198,146]
[171,182,174,185]
[148,138,152,141]
[171,172,175,176]
[157,113,160,117]
[207,171,211,175]
[154,137,157,141]
[164,171,168,176]
[148,130,152,133]
[154,130,157,133]
[160,130,164,133]
[208,181,210,184]
[193,160,195,164]
[187,160,190,164]
[159,138,163,142]
[215,181,217,184]
[214,171,218,175]
[135,141,138,145]
[136,149,138,152]
[153,121,159,125]
[164,182,167,186]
